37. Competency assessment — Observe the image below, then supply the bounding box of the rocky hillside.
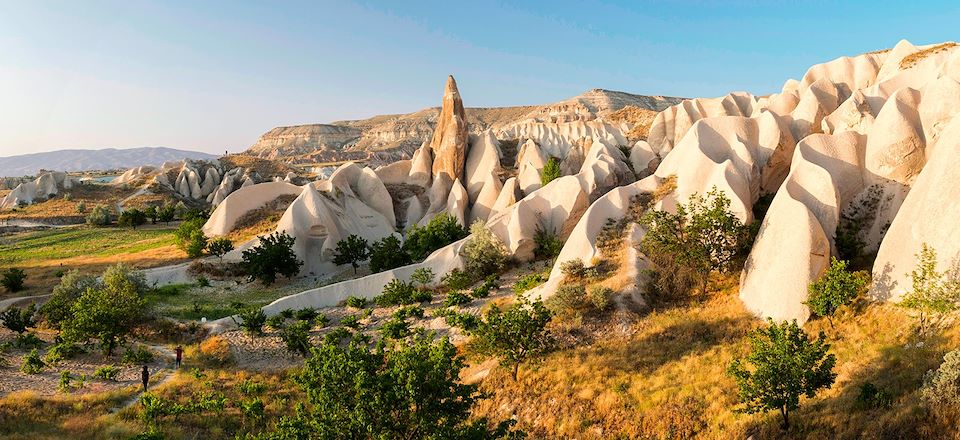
[0,147,218,178]
[245,89,684,163]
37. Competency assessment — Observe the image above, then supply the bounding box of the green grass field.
[0,226,176,266]
[146,282,299,321]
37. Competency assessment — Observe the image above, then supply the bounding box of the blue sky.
[1,0,957,156]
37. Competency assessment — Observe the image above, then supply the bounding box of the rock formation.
[429,76,470,184]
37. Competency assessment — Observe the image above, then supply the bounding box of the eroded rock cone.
[429,75,469,183]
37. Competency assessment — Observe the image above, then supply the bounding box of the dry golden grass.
[221,154,297,178]
[900,42,958,69]
[0,388,139,439]
[470,275,960,439]
[225,194,296,243]
[0,184,134,222]
[606,105,659,142]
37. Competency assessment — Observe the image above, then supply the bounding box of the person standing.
[175,345,183,369]
[141,365,149,393]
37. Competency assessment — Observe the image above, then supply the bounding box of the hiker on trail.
[175,345,183,369]
[141,365,149,392]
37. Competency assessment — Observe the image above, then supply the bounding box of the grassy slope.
[0,226,186,298]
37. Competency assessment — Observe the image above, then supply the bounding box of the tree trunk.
[512,363,520,381]
[780,406,789,430]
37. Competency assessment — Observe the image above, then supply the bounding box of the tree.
[241,231,303,285]
[461,220,509,277]
[118,208,147,229]
[157,203,176,224]
[640,187,749,298]
[85,204,112,226]
[175,218,208,258]
[0,305,35,334]
[410,267,435,287]
[61,264,148,355]
[899,243,960,335]
[206,237,234,262]
[727,319,836,430]
[332,235,370,274]
[143,206,159,224]
[39,270,99,329]
[539,156,562,186]
[369,235,413,272]
[1,268,27,292]
[76,201,87,214]
[263,333,520,439]
[805,258,868,327]
[468,297,554,380]
[403,213,467,261]
[279,319,313,356]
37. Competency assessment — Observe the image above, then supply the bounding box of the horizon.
[1,0,958,156]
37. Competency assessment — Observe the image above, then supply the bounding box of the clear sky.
[1,0,958,156]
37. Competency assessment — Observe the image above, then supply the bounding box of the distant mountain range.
[0,147,219,177]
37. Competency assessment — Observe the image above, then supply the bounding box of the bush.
[854,382,893,410]
[118,208,147,229]
[20,348,45,374]
[340,314,361,329]
[233,307,267,335]
[588,286,614,312]
[44,341,84,364]
[0,304,35,333]
[513,271,548,294]
[157,204,176,223]
[294,307,318,322]
[899,243,960,334]
[175,218,208,258]
[462,221,508,277]
[143,205,158,224]
[921,348,960,407]
[545,284,587,318]
[560,259,587,280]
[76,201,87,214]
[60,264,147,355]
[442,269,473,291]
[539,156,562,186]
[378,316,411,339]
[85,204,112,226]
[241,231,303,285]
[727,319,837,430]
[40,270,99,328]
[206,237,234,262]
[533,225,563,260]
[374,279,429,306]
[393,306,425,320]
[403,213,468,261]
[411,267,435,287]
[279,320,313,356]
[12,332,44,349]
[368,235,413,273]
[444,290,473,307]
[470,276,498,299]
[194,336,233,367]
[1,268,27,293]
[806,258,868,326]
[469,297,554,380]
[345,296,368,309]
[333,235,370,274]
[196,275,210,287]
[93,365,122,381]
[122,345,155,364]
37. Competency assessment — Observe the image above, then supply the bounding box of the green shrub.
[374,279,429,306]
[444,290,473,307]
[462,221,508,277]
[40,270,98,329]
[279,319,312,356]
[59,371,74,393]
[899,243,960,334]
[469,297,554,380]
[403,213,467,261]
[442,269,473,291]
[175,218,208,258]
[122,345,155,364]
[44,341,84,364]
[345,296,368,309]
[471,276,498,299]
[853,382,893,410]
[411,267,435,286]
[324,327,352,345]
[85,204,112,226]
[20,348,45,374]
[93,365,121,381]
[921,348,960,407]
[118,208,147,229]
[588,286,614,312]
[266,315,286,330]
[378,316,410,339]
[241,231,303,285]
[340,314,361,329]
[333,235,370,274]
[13,332,44,349]
[533,225,563,260]
[545,284,586,319]
[157,204,176,223]
[540,157,562,186]
[513,271,548,294]
[60,263,147,355]
[206,237,234,262]
[233,307,267,336]
[1,268,27,293]
[369,235,413,273]
[437,308,481,332]
[294,307,319,322]
[806,258,868,326]
[0,304,35,333]
[560,259,587,280]
[393,306,425,320]
[76,201,87,214]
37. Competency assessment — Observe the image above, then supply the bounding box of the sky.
[1,1,958,156]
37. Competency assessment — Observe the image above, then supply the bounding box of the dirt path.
[0,293,51,311]
[109,343,178,413]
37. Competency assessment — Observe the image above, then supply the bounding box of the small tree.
[1,268,27,292]
[727,319,836,430]
[117,208,147,229]
[0,305,35,334]
[241,231,303,285]
[76,201,87,214]
[411,267,435,287]
[233,306,267,336]
[332,235,370,274]
[462,220,509,277]
[157,204,176,224]
[921,348,960,407]
[805,258,868,328]
[899,243,960,335]
[539,156,562,186]
[39,270,99,329]
[175,218,208,258]
[469,297,554,380]
[207,237,235,262]
[279,320,312,356]
[61,264,147,355]
[369,235,412,272]
[143,205,159,224]
[85,204,112,226]
[403,213,468,261]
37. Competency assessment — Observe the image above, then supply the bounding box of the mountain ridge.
[0,147,219,178]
